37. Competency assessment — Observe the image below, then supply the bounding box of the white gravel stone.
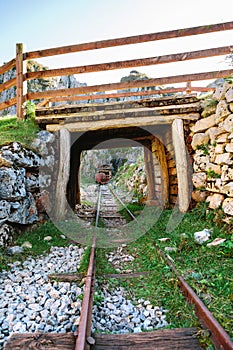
[0,245,84,349]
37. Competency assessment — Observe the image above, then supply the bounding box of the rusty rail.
[74,186,102,350]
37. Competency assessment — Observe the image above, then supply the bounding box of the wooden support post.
[154,138,169,208]
[16,43,27,119]
[144,144,157,204]
[54,128,71,220]
[151,137,169,208]
[172,119,190,212]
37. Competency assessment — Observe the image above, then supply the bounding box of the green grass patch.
[78,246,91,274]
[0,115,39,147]
[0,221,69,271]
[148,204,232,337]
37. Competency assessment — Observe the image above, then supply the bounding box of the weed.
[206,169,221,179]
[197,144,209,155]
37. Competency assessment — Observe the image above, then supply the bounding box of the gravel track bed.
[0,244,169,348]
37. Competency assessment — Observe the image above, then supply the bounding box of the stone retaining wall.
[0,131,55,246]
[191,82,233,219]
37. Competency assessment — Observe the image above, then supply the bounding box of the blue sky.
[1,0,233,85]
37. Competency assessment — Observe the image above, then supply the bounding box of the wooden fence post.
[16,43,27,119]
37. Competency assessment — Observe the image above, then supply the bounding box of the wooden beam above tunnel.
[45,112,200,132]
[36,100,201,125]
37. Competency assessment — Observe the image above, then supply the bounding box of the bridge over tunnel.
[35,95,202,219]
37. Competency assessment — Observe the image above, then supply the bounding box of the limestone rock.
[192,190,208,202]
[9,193,38,224]
[222,198,233,215]
[193,154,210,171]
[31,131,55,156]
[207,238,226,247]
[221,165,233,181]
[194,228,211,244]
[215,100,231,124]
[191,114,216,133]
[192,172,206,188]
[213,82,232,101]
[222,114,233,132]
[21,241,33,249]
[215,153,232,165]
[225,86,233,103]
[0,142,41,168]
[206,126,225,143]
[216,133,230,143]
[206,193,224,209]
[7,245,24,255]
[25,173,39,192]
[0,223,14,247]
[215,144,224,154]
[0,167,26,200]
[191,133,209,150]
[221,182,233,197]
[225,142,233,153]
[0,200,11,224]
[229,103,233,113]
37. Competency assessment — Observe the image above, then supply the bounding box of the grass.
[0,115,39,147]
[95,202,233,345]
[0,221,70,271]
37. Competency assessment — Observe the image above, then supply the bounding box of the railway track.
[4,185,233,350]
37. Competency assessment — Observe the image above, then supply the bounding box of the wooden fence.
[0,21,233,119]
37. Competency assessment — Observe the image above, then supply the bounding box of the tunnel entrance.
[66,125,173,211]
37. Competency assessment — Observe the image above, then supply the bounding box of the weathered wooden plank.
[54,128,70,220]
[26,21,233,59]
[36,96,200,116]
[28,68,233,101]
[94,328,202,349]
[16,43,27,119]
[36,104,201,126]
[0,58,16,76]
[46,113,200,132]
[26,45,233,80]
[49,272,84,282]
[0,77,16,93]
[172,119,190,212]
[3,333,75,350]
[0,97,17,111]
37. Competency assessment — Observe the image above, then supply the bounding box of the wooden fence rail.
[0,21,233,118]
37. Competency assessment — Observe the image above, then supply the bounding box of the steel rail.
[74,185,101,350]
[108,184,233,350]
